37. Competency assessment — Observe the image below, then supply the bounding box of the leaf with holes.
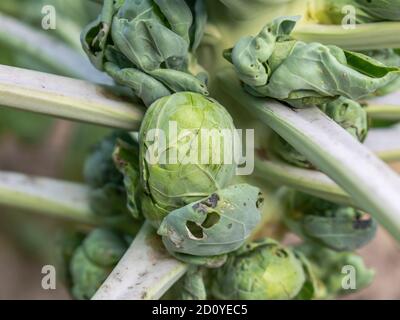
[157,184,263,257]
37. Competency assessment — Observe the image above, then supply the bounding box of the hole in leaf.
[186,221,204,239]
[202,211,220,229]
[256,193,264,209]
[275,248,288,258]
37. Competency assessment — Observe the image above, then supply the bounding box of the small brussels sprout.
[271,134,312,169]
[55,231,85,288]
[180,266,207,300]
[283,190,377,251]
[69,228,130,300]
[84,131,142,234]
[297,243,375,297]
[320,97,368,142]
[211,239,306,300]
[84,131,132,216]
[139,92,238,227]
[158,184,262,257]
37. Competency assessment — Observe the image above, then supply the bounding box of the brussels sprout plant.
[0,0,400,300]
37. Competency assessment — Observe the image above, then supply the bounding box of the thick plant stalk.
[365,91,400,120]
[0,65,144,130]
[0,171,94,224]
[364,125,400,162]
[219,69,400,242]
[0,12,111,84]
[92,222,188,300]
[293,22,400,50]
[255,127,400,206]
[255,156,353,206]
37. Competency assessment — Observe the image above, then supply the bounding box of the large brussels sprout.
[283,190,377,251]
[81,0,208,106]
[158,184,262,257]
[211,239,306,300]
[139,92,238,227]
[297,243,374,297]
[225,16,399,107]
[69,228,131,300]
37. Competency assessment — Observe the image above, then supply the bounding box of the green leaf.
[227,16,400,106]
[158,184,262,257]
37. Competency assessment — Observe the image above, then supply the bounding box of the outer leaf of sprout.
[211,238,306,300]
[158,184,262,257]
[294,250,327,300]
[80,0,116,70]
[362,49,400,96]
[113,136,142,219]
[139,92,237,227]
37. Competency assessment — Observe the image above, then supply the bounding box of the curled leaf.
[226,16,400,106]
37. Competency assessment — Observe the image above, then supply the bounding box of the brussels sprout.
[55,231,85,288]
[225,16,399,107]
[272,97,369,168]
[139,92,238,227]
[320,97,368,142]
[69,228,130,300]
[211,239,306,300]
[297,243,375,297]
[283,190,377,251]
[81,0,208,106]
[271,134,312,169]
[84,131,142,233]
[158,184,262,257]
